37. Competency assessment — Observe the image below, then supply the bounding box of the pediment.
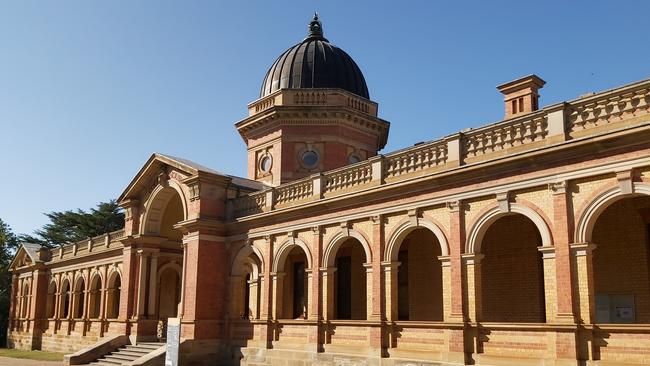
[118,153,266,204]
[9,243,43,271]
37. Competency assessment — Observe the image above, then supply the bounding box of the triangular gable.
[9,243,43,270]
[118,153,267,203]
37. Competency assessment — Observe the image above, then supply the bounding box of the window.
[259,154,272,173]
[301,150,319,169]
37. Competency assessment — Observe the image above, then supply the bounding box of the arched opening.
[231,246,263,321]
[106,273,121,319]
[396,228,443,321]
[21,283,30,318]
[158,267,181,318]
[73,277,85,318]
[159,193,183,242]
[333,238,367,320]
[88,274,102,319]
[46,281,56,318]
[592,195,650,323]
[480,214,546,323]
[60,280,71,319]
[279,246,309,319]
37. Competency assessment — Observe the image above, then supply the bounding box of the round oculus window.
[259,155,272,173]
[348,154,362,164]
[301,150,319,168]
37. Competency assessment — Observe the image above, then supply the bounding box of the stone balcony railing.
[247,88,379,117]
[45,229,126,263]
[229,78,650,219]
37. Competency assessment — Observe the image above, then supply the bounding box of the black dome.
[260,14,369,99]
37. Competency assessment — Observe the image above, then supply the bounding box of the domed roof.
[259,14,369,99]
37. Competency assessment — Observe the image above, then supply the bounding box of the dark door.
[398,250,409,320]
[336,256,352,319]
[293,261,305,318]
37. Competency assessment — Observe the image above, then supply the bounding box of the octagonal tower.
[236,14,390,186]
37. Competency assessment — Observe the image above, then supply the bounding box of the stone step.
[125,345,161,352]
[104,353,140,362]
[94,358,123,365]
[112,349,148,358]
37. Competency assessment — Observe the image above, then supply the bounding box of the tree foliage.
[0,218,19,346]
[20,200,125,248]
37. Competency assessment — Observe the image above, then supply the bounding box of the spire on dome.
[307,12,325,39]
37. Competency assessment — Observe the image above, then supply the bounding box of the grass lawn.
[0,348,64,361]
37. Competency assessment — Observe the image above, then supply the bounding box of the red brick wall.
[481,214,545,322]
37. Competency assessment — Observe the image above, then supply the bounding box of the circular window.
[301,150,319,169]
[259,155,272,173]
[348,154,362,164]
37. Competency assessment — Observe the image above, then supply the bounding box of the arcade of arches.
[7,79,650,366]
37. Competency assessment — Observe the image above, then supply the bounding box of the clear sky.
[1,1,648,236]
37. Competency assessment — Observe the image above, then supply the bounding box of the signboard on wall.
[165,317,181,366]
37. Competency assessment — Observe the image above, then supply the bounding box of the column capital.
[570,243,597,257]
[319,267,336,275]
[437,255,451,267]
[461,253,484,265]
[446,200,465,212]
[538,245,556,259]
[381,261,400,271]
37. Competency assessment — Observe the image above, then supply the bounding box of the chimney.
[497,74,545,119]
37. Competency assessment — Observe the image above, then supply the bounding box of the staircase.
[87,342,165,366]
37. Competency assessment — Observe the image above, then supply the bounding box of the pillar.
[271,272,285,320]
[321,267,336,320]
[462,253,483,362]
[248,277,260,319]
[447,201,465,320]
[439,256,452,321]
[147,252,159,318]
[309,226,322,320]
[179,228,229,340]
[550,181,577,322]
[135,250,147,318]
[539,247,557,322]
[571,243,597,324]
[382,262,399,323]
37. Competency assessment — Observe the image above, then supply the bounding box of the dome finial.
[308,12,324,39]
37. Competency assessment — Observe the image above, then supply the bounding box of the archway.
[46,280,56,318]
[231,245,263,320]
[158,266,181,318]
[333,237,367,320]
[591,195,650,323]
[106,272,121,319]
[88,274,102,319]
[60,279,71,319]
[479,213,546,323]
[272,239,312,320]
[73,277,85,318]
[394,228,444,321]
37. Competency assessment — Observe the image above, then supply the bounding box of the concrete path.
[0,356,62,365]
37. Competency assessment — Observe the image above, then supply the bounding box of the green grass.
[0,348,64,361]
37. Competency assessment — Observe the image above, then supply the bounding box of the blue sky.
[1,1,648,235]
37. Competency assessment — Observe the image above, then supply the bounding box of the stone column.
[462,254,483,323]
[382,262,399,323]
[147,252,159,318]
[99,266,107,320]
[305,269,313,319]
[539,247,557,322]
[320,267,336,320]
[571,243,597,324]
[248,277,260,319]
[135,250,147,318]
[363,263,374,320]
[439,256,452,321]
[462,253,483,363]
[271,272,285,320]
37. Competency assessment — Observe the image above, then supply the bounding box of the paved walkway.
[0,356,62,366]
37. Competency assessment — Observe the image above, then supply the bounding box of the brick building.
[8,15,650,366]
